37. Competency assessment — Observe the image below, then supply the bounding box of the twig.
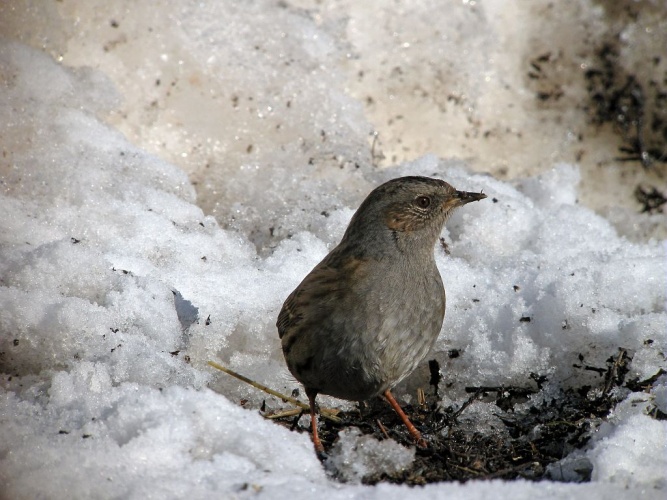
[377,419,391,440]
[453,387,483,420]
[417,387,427,407]
[207,360,342,423]
[603,349,627,395]
[265,409,302,419]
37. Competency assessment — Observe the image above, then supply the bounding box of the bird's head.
[342,176,486,256]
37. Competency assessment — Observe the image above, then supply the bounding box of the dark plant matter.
[272,350,664,485]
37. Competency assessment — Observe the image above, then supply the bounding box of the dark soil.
[271,349,665,485]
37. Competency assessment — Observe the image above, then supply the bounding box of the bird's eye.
[415,196,431,209]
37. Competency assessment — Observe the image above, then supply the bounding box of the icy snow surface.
[1,1,666,499]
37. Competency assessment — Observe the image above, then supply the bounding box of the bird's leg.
[383,389,427,448]
[306,389,325,454]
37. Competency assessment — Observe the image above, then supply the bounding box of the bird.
[277,176,486,453]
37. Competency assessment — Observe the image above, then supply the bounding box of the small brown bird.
[277,176,486,452]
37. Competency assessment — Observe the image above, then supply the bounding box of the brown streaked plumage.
[277,176,486,453]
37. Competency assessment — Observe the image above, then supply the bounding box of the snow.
[327,428,416,483]
[1,1,666,499]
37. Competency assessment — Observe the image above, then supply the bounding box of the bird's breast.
[323,260,445,398]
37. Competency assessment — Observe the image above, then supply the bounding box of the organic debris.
[271,350,662,485]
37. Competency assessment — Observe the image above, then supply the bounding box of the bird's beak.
[453,190,487,206]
